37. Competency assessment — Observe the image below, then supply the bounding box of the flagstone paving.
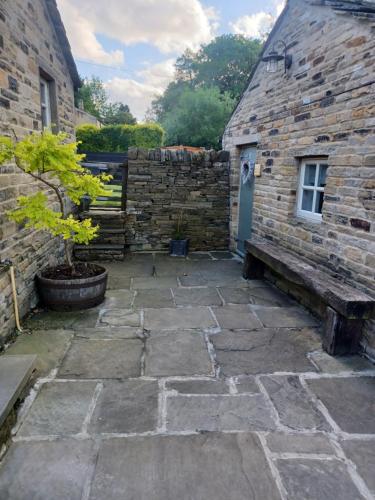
[1,251,375,500]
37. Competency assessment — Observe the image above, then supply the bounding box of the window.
[40,77,52,128]
[297,159,328,221]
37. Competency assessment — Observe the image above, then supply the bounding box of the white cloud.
[57,0,124,66]
[58,0,218,58]
[104,59,176,121]
[230,1,286,40]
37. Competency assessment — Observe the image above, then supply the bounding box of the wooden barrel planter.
[37,265,108,311]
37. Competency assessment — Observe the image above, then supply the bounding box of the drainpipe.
[0,259,23,333]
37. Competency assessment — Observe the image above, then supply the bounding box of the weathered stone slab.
[173,287,222,306]
[341,440,375,494]
[105,256,154,277]
[89,433,281,500]
[145,331,212,377]
[200,260,243,278]
[211,328,319,375]
[213,304,263,329]
[249,287,295,307]
[99,309,140,327]
[18,381,97,436]
[107,276,131,290]
[266,433,335,454]
[307,377,375,434]
[4,330,73,376]
[277,458,365,500]
[90,380,158,434]
[100,290,135,308]
[261,376,331,431]
[0,440,95,500]
[309,350,375,374]
[167,394,275,431]
[144,307,216,331]
[24,309,98,330]
[178,274,207,286]
[76,327,142,340]
[188,252,213,260]
[133,289,174,308]
[132,276,178,289]
[166,379,229,394]
[218,287,252,304]
[58,338,142,379]
[235,376,260,393]
[210,251,235,259]
[253,306,319,328]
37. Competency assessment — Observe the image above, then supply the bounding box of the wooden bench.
[243,238,375,355]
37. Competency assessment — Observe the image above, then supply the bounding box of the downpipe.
[0,259,23,333]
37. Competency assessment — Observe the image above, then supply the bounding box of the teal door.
[237,146,256,255]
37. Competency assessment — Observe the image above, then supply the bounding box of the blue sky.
[58,0,284,119]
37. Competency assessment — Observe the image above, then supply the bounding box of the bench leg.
[323,306,363,356]
[243,252,265,280]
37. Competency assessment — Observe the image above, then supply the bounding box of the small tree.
[0,130,111,268]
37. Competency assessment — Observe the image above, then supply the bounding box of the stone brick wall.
[126,148,230,251]
[223,0,375,354]
[0,0,76,344]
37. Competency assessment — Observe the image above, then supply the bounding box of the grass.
[91,183,122,208]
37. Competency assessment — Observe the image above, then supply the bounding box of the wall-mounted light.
[262,40,292,74]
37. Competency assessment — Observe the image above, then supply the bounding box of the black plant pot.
[170,239,189,257]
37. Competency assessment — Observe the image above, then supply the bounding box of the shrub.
[76,123,164,152]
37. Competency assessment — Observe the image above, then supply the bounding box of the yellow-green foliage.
[0,130,111,250]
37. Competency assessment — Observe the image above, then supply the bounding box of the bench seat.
[243,238,375,355]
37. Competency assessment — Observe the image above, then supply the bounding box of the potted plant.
[170,210,189,257]
[0,130,111,311]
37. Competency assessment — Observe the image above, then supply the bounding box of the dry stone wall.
[0,0,76,344]
[126,148,230,251]
[223,0,375,355]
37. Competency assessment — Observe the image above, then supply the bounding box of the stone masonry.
[223,0,375,355]
[0,0,79,344]
[125,147,230,251]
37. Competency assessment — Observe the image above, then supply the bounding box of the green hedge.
[76,123,165,152]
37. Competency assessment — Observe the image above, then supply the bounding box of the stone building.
[223,0,375,355]
[0,0,80,343]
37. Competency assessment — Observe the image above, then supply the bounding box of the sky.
[57,0,285,121]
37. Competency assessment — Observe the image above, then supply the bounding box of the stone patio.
[1,252,375,500]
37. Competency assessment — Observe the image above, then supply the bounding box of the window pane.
[41,107,48,128]
[301,189,313,211]
[314,191,324,214]
[318,165,328,187]
[40,82,46,105]
[304,164,316,186]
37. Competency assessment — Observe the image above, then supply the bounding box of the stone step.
[74,243,125,261]
[0,355,37,441]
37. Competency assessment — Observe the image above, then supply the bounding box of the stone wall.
[0,0,76,344]
[223,0,375,355]
[125,148,230,251]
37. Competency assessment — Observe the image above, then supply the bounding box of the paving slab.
[211,328,319,375]
[341,440,375,494]
[235,376,260,393]
[266,432,335,454]
[76,327,142,339]
[277,458,365,500]
[58,338,142,379]
[188,252,213,260]
[200,260,243,278]
[178,274,207,286]
[248,287,295,307]
[89,433,282,500]
[210,251,235,259]
[18,381,97,436]
[24,309,98,330]
[133,289,174,308]
[0,355,36,428]
[90,379,158,434]
[107,275,131,289]
[307,377,375,434]
[98,309,141,327]
[0,440,95,500]
[145,330,212,377]
[4,330,73,376]
[104,255,154,277]
[132,276,178,289]
[261,375,331,431]
[166,379,229,394]
[218,287,252,304]
[212,304,263,329]
[167,393,276,431]
[309,350,375,373]
[144,307,216,331]
[99,290,135,308]
[253,306,319,328]
[173,287,222,306]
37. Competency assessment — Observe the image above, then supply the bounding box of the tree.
[102,103,137,125]
[0,131,110,268]
[161,87,235,149]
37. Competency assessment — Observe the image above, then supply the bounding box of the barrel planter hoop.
[37,266,108,311]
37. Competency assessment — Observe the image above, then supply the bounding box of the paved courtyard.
[1,252,375,499]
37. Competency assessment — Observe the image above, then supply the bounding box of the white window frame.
[40,77,52,128]
[296,158,328,222]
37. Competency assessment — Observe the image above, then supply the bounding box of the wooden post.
[323,306,363,355]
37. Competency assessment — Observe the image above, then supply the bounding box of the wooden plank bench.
[243,238,375,355]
